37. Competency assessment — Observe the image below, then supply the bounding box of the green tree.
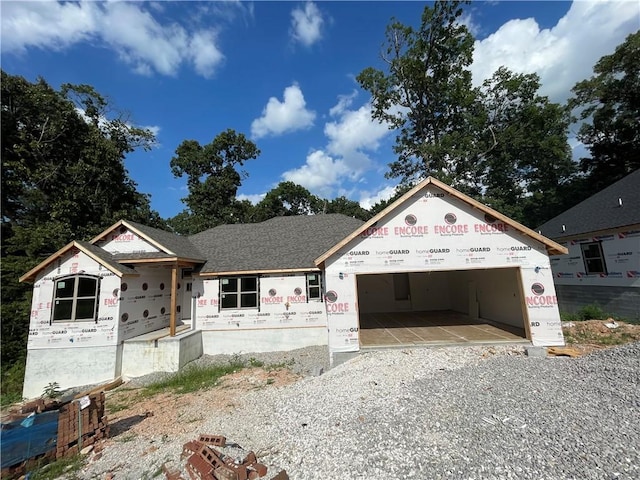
[476,67,575,226]
[357,0,477,188]
[169,130,260,234]
[1,71,161,396]
[324,196,372,221]
[252,181,323,222]
[569,31,640,191]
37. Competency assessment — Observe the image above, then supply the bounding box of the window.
[52,275,99,322]
[220,277,258,309]
[581,242,607,275]
[306,273,322,301]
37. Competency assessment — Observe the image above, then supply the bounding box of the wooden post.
[170,264,178,337]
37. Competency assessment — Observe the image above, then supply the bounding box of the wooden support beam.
[170,263,178,337]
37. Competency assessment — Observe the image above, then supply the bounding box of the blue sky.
[2,1,638,220]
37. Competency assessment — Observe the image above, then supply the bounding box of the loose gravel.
[78,342,640,480]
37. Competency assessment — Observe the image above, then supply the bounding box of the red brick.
[198,434,226,447]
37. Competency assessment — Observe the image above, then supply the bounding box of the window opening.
[581,242,607,275]
[220,276,258,309]
[52,275,99,322]
[306,273,323,301]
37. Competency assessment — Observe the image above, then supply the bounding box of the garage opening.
[356,268,529,347]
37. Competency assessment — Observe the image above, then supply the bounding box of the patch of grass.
[28,454,84,480]
[560,303,625,322]
[116,433,138,443]
[106,399,133,414]
[248,357,264,368]
[265,358,295,372]
[141,361,245,396]
[566,330,635,346]
[560,311,580,322]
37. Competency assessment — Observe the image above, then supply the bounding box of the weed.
[266,358,295,372]
[266,378,275,385]
[560,304,619,322]
[248,357,264,368]
[42,382,61,399]
[578,304,606,321]
[560,311,580,322]
[28,454,84,480]
[106,400,132,414]
[141,361,245,396]
[117,433,138,443]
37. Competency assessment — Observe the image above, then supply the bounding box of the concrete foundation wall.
[121,330,203,378]
[556,285,640,321]
[201,327,328,355]
[22,346,118,400]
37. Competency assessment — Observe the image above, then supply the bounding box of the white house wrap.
[20,177,567,399]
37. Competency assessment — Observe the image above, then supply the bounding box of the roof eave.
[196,267,321,277]
[19,241,137,283]
[315,176,568,265]
[90,220,176,255]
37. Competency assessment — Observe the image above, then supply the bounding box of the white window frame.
[581,241,607,275]
[220,276,259,309]
[306,273,323,301]
[51,275,100,323]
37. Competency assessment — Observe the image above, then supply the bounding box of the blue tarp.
[1,410,58,469]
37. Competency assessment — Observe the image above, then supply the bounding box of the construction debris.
[547,346,583,357]
[167,434,288,480]
[56,392,109,459]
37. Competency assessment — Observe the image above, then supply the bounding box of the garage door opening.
[356,268,529,348]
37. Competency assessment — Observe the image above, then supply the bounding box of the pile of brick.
[56,392,109,459]
[19,397,62,415]
[163,434,288,480]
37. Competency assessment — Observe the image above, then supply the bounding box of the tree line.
[1,1,638,401]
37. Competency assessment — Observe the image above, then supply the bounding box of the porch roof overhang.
[195,267,322,278]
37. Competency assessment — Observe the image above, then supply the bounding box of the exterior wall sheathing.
[194,273,327,355]
[323,184,565,355]
[549,228,640,319]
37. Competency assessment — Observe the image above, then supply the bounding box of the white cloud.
[282,95,394,197]
[290,2,324,47]
[251,83,316,139]
[1,1,97,52]
[324,102,390,157]
[237,193,266,205]
[283,150,350,197]
[471,0,639,103]
[458,12,481,37]
[1,1,225,78]
[189,31,224,78]
[329,90,358,117]
[359,185,398,210]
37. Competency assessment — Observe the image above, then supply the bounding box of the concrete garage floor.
[359,310,528,348]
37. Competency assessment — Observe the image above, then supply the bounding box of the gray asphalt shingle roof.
[124,220,205,260]
[188,214,365,273]
[76,241,138,275]
[537,169,640,239]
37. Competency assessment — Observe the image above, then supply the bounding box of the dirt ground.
[560,319,640,355]
[104,367,300,442]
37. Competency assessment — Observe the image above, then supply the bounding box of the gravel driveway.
[79,342,640,480]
